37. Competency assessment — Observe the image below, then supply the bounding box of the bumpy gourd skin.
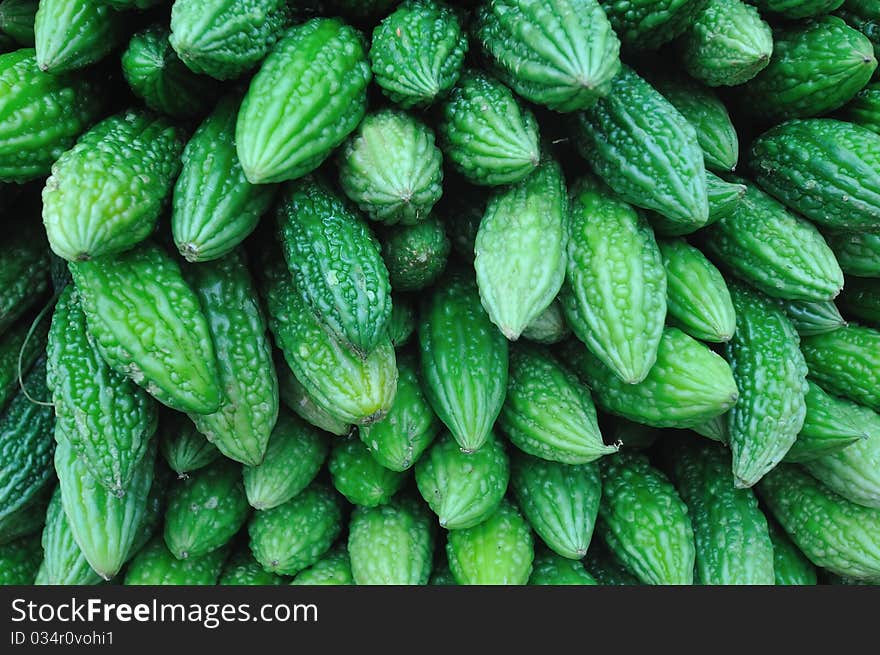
[767,520,818,585]
[601,0,708,49]
[785,381,872,463]
[0,486,50,546]
[475,159,566,341]
[369,0,468,108]
[243,412,328,510]
[338,109,443,226]
[843,83,880,135]
[750,119,880,232]
[329,437,405,507]
[170,0,291,80]
[758,464,880,581]
[680,0,773,87]
[0,532,40,584]
[825,230,880,278]
[598,452,695,585]
[236,18,371,184]
[529,549,598,585]
[247,482,342,576]
[751,0,843,18]
[381,216,450,292]
[438,71,540,188]
[173,95,277,263]
[160,417,220,477]
[291,546,353,585]
[277,361,352,436]
[415,431,509,530]
[741,16,877,122]
[124,536,227,585]
[418,272,509,452]
[47,285,158,496]
[122,24,218,119]
[69,243,222,415]
[261,250,398,426]
[0,219,50,335]
[446,501,534,585]
[779,299,845,337]
[725,283,808,488]
[564,327,739,429]
[477,0,621,112]
[39,489,102,586]
[702,181,844,301]
[801,325,880,411]
[34,0,125,73]
[0,49,104,183]
[55,433,155,580]
[185,251,278,467]
[838,1,880,60]
[43,111,184,262]
[0,357,54,523]
[278,178,391,356]
[385,296,416,349]
[562,177,667,383]
[219,548,284,586]
[804,428,880,508]
[348,496,435,585]
[499,343,614,465]
[649,173,746,236]
[0,0,37,47]
[572,67,709,228]
[521,300,570,345]
[670,439,775,584]
[358,352,439,472]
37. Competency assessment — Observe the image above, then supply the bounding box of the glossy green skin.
[415,431,509,530]
[173,96,276,263]
[69,244,222,415]
[0,49,104,183]
[477,0,621,112]
[437,70,540,187]
[838,278,880,325]
[43,112,184,262]
[0,358,54,522]
[348,496,434,585]
[277,360,352,437]
[681,0,772,87]
[55,434,154,580]
[659,238,735,343]
[511,454,600,560]
[291,547,354,585]
[478,164,565,341]
[751,0,844,18]
[369,0,467,108]
[386,297,416,349]
[47,285,158,495]
[0,1,37,46]
[170,0,291,81]
[278,178,391,356]
[780,299,846,337]
[692,414,729,444]
[498,343,614,465]
[381,216,450,292]
[236,18,371,184]
[39,488,102,585]
[0,220,49,335]
[248,482,343,576]
[671,440,774,584]
[124,537,226,585]
[801,325,880,411]
[529,548,598,585]
[164,460,249,560]
[186,252,278,466]
[565,327,738,429]
[741,17,877,122]
[843,83,880,134]
[339,109,443,226]
[825,230,880,278]
[219,548,284,586]
[649,173,746,236]
[601,0,707,49]
[262,250,398,426]
[127,466,169,559]
[652,75,739,172]
[329,437,406,507]
[521,301,570,345]
[725,284,807,488]
[159,417,220,477]
[572,67,709,228]
[0,532,40,584]
[768,520,818,585]
[804,430,880,508]
[702,181,844,302]
[359,353,439,472]
[34,0,124,73]
[785,381,871,463]
[562,178,666,383]
[758,464,880,581]
[446,500,534,585]
[0,485,49,546]
[418,272,509,452]
[122,24,217,119]
[750,119,880,232]
[243,412,328,510]
[0,312,48,413]
[584,541,641,585]
[598,452,695,585]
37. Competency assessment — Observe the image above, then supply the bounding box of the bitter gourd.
[529,548,597,585]
[0,0,36,47]
[804,431,880,508]
[801,325,880,411]
[329,437,406,507]
[600,0,708,50]
[380,216,450,292]
[34,0,125,73]
[768,519,818,585]
[124,536,226,585]
[276,356,352,437]
[0,532,40,584]
[843,83,880,134]
[38,488,102,586]
[521,301,570,345]
[290,546,353,585]
[159,415,220,478]
[824,230,880,278]
[780,299,846,337]
[219,547,284,586]
[786,381,871,462]
[752,0,844,18]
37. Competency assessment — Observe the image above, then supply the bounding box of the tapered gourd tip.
[178,242,201,263]
[733,475,755,490]
[499,325,521,341]
[438,517,448,528]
